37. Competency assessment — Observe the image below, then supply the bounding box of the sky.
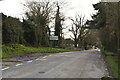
[0,0,100,19]
[0,0,100,38]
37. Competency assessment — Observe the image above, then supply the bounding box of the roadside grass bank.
[2,44,82,58]
[1,60,23,63]
[104,51,119,79]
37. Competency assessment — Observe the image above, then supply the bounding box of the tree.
[22,19,35,45]
[23,0,53,47]
[2,13,24,44]
[104,2,120,53]
[86,2,106,29]
[54,3,65,47]
[87,2,120,53]
[69,15,89,48]
[54,4,61,47]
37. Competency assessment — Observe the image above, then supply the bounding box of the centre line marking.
[36,59,46,60]
[43,56,47,59]
[27,60,33,63]
[16,63,23,66]
[2,67,10,71]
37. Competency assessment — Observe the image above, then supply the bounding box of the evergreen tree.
[54,4,62,47]
[87,2,120,53]
[22,19,36,45]
[2,13,23,44]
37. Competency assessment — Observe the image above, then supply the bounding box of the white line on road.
[42,56,47,59]
[36,58,46,60]
[27,60,33,63]
[16,63,23,66]
[2,67,10,71]
[49,55,52,56]
[49,55,69,57]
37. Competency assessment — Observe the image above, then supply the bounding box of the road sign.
[50,36,58,40]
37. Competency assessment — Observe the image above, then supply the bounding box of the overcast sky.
[0,0,100,38]
[0,0,100,19]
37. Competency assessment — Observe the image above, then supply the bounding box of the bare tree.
[23,0,54,46]
[69,14,89,48]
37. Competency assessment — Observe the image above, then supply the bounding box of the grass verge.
[1,60,23,63]
[2,44,81,58]
[104,51,114,55]
[104,51,119,79]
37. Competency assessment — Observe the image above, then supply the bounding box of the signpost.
[49,36,58,47]
[50,36,58,41]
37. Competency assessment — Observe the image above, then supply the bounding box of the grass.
[1,60,23,63]
[2,44,80,58]
[104,51,114,55]
[104,51,119,79]
[107,56,119,78]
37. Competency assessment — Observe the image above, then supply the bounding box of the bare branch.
[69,14,89,47]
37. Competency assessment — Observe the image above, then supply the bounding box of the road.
[2,50,109,78]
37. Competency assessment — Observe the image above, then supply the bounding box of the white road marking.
[16,63,23,66]
[2,67,10,71]
[49,55,52,56]
[36,58,46,60]
[42,56,47,59]
[27,60,33,63]
[35,58,40,60]
[50,55,69,57]
[35,58,39,60]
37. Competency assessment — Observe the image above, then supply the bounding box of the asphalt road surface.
[2,49,109,78]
